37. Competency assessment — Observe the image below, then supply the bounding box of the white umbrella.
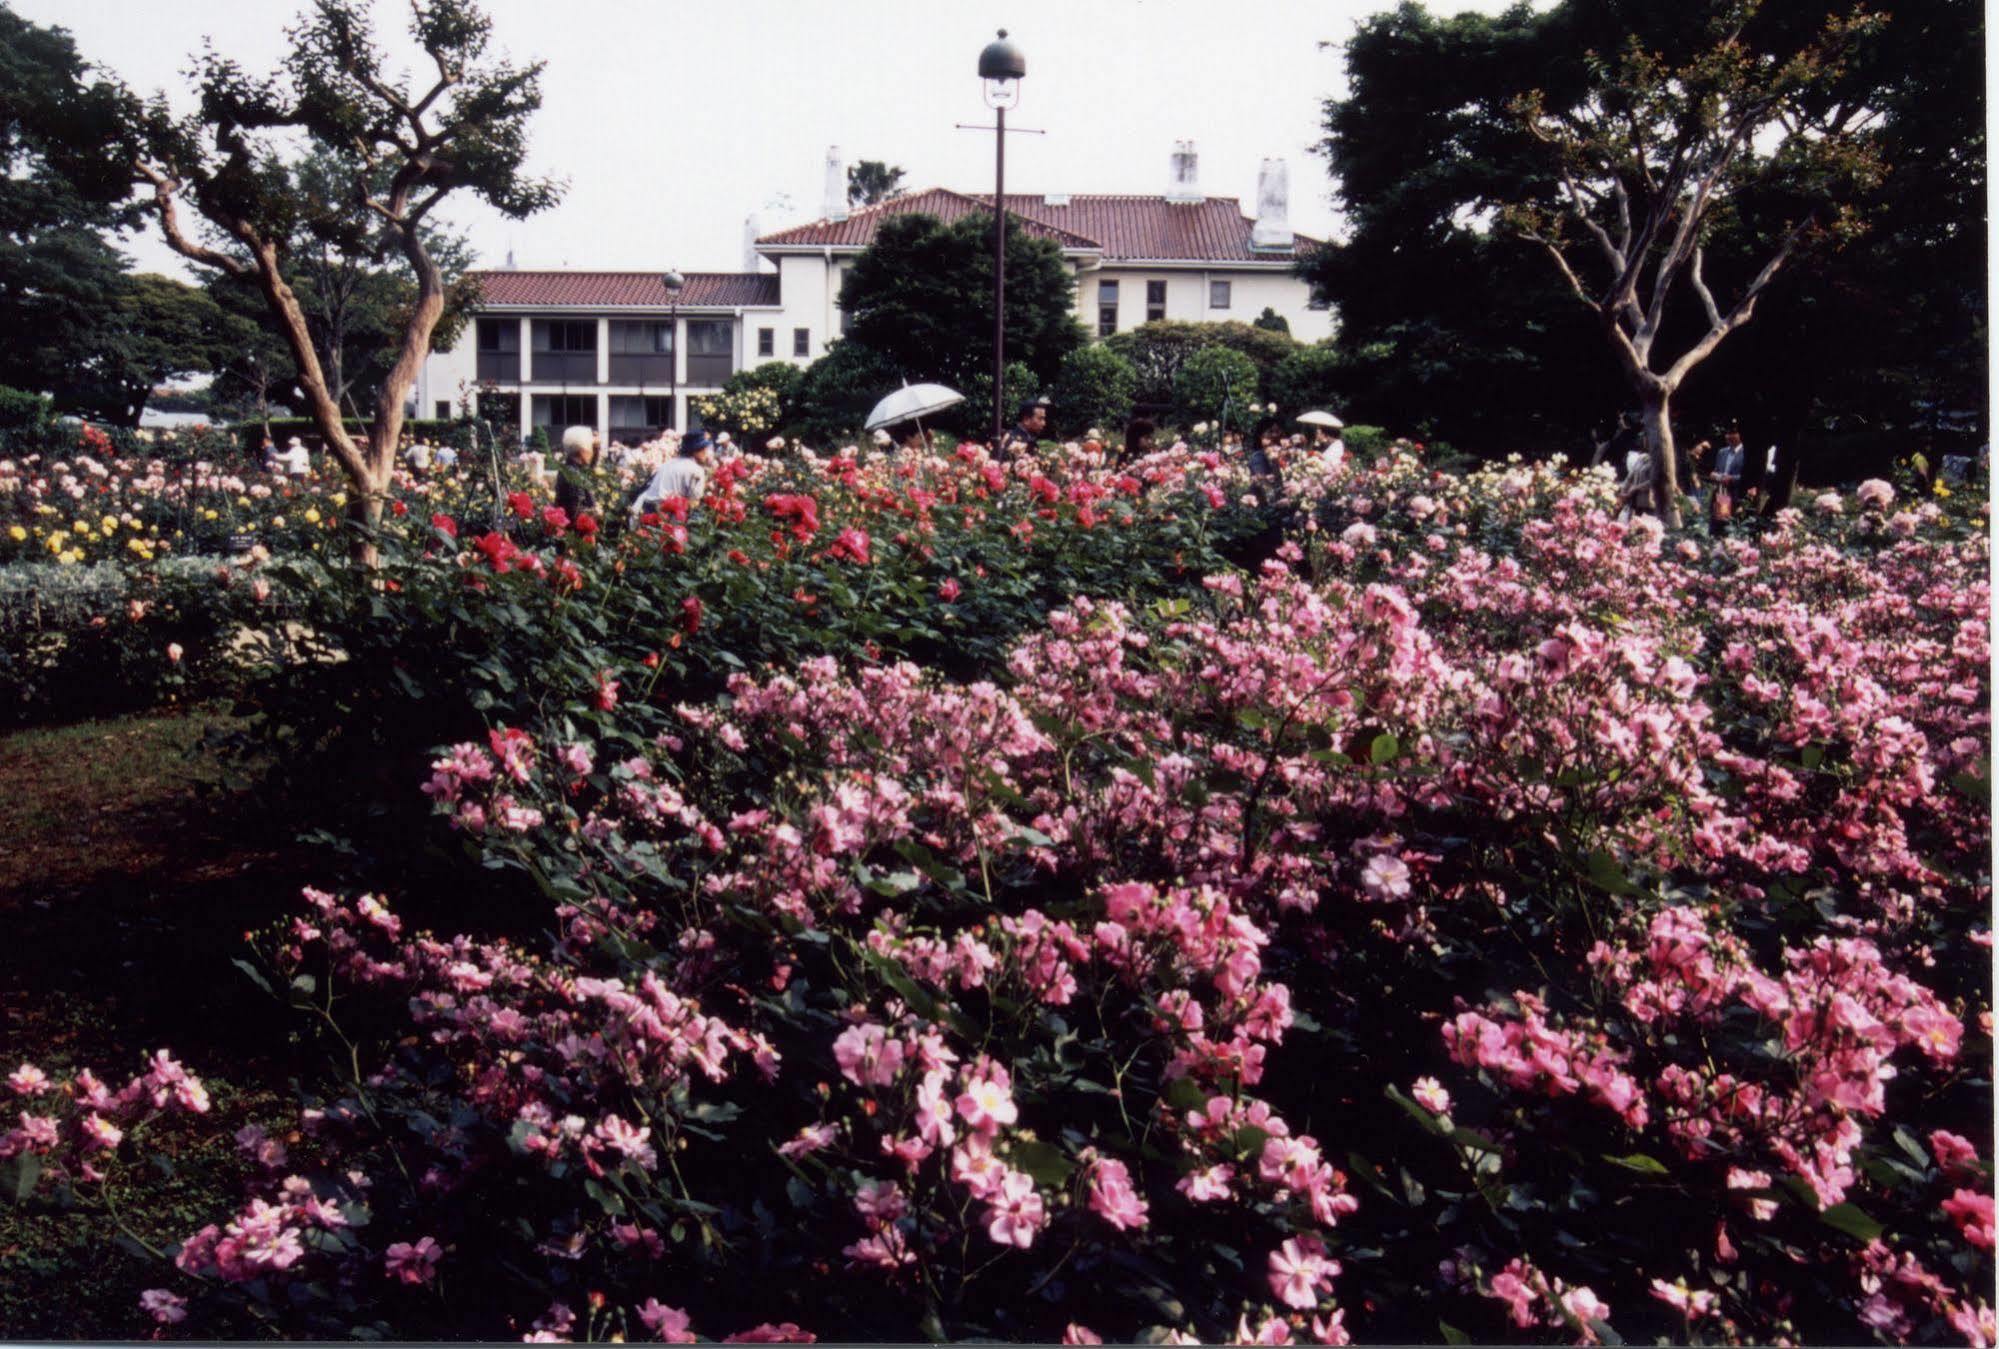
[1295,409,1345,429]
[864,382,965,433]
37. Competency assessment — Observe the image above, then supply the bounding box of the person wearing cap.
[999,397,1050,461]
[281,436,312,478]
[630,429,714,519]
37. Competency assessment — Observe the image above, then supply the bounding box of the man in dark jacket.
[998,397,1050,461]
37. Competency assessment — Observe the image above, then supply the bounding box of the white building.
[418,143,1328,442]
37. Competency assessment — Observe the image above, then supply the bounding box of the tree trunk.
[345,459,392,568]
[1639,389,1685,528]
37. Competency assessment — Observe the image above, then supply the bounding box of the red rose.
[431,512,458,539]
[681,596,703,635]
[508,491,535,520]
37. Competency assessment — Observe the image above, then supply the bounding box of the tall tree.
[1310,0,1978,478]
[0,4,142,418]
[77,273,245,426]
[126,0,557,560]
[837,211,1085,396]
[1504,1,1885,519]
[846,160,906,208]
[203,150,478,419]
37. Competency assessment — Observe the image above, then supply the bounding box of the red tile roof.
[754,187,1102,250]
[757,191,1319,263]
[470,271,780,308]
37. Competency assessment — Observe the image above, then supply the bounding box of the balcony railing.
[476,351,520,382]
[529,351,597,382]
[685,353,733,387]
[609,354,675,385]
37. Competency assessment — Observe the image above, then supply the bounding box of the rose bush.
[2,433,1988,1343]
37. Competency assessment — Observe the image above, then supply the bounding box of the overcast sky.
[22,0,1519,280]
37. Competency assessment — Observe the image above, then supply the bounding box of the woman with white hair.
[555,424,601,517]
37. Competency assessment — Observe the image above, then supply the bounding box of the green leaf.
[1585,848,1638,896]
[232,957,274,997]
[1602,1152,1670,1176]
[1164,1076,1209,1115]
[1800,744,1824,770]
[1370,732,1400,764]
[5,1152,42,1202]
[1819,1202,1885,1242]
[584,1178,627,1217]
[1439,1321,1471,1345]
[1006,1138,1074,1186]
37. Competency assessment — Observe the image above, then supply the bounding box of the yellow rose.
[7,525,25,542]
[100,515,117,531]
[57,549,79,565]
[304,508,322,524]
[203,509,219,521]
[71,521,89,534]
[127,537,148,555]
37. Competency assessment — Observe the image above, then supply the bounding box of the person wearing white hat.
[281,436,312,477]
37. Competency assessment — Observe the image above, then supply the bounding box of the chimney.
[824,146,849,223]
[1251,157,1293,249]
[743,212,766,272]
[1165,140,1202,204]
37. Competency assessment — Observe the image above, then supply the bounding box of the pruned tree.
[846,159,906,209]
[128,0,558,560]
[1503,1,1885,521]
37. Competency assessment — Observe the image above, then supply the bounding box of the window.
[531,394,596,430]
[758,327,775,357]
[685,319,735,385]
[793,328,811,358]
[533,320,597,352]
[1097,280,1119,338]
[434,400,451,420]
[1145,280,1167,323]
[475,319,519,352]
[1209,280,1231,310]
[608,321,672,354]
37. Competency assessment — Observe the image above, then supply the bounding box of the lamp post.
[978,30,1025,446]
[660,269,685,433]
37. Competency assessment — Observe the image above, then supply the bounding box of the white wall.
[1085,266,1334,343]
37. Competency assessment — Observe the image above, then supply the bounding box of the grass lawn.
[0,705,322,1337]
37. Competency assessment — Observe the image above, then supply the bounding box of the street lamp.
[979,29,1025,446]
[660,269,685,433]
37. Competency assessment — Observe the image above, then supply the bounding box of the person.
[999,397,1050,461]
[887,420,930,455]
[1121,417,1157,467]
[258,433,280,475]
[1704,423,1745,535]
[433,440,459,470]
[630,429,715,518]
[1246,418,1286,484]
[1596,410,1642,470]
[714,431,736,458]
[554,424,601,518]
[406,438,434,475]
[1315,422,1346,470]
[281,436,312,478]
[1619,440,1655,519]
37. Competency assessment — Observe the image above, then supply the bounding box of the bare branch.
[1663,219,1812,387]
[134,162,251,276]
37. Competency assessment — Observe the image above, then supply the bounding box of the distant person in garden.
[1692,422,1745,537]
[1596,410,1641,469]
[555,425,601,518]
[405,438,433,475]
[1619,440,1655,519]
[999,397,1050,460]
[888,420,930,455]
[630,429,714,518]
[1121,417,1157,467]
[433,440,459,470]
[1315,423,1346,469]
[258,433,280,474]
[1247,418,1285,483]
[281,436,312,478]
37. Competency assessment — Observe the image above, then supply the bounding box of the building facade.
[417,144,1329,442]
